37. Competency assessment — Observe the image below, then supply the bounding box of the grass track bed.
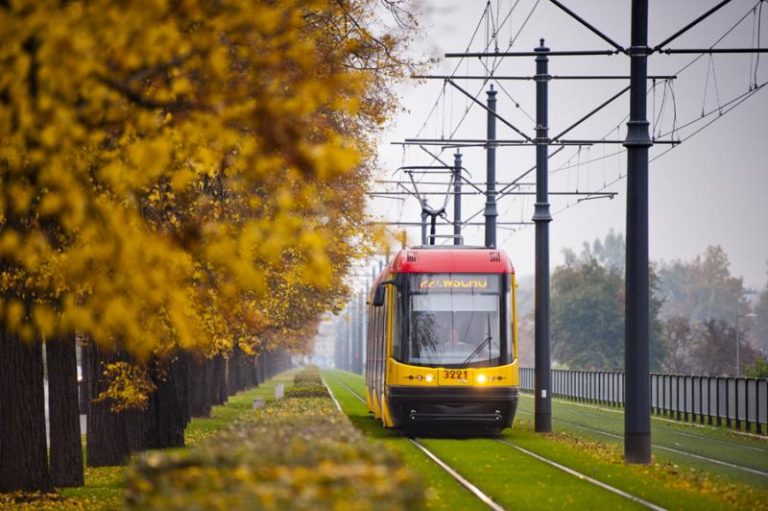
[416,437,639,510]
[327,370,768,511]
[516,393,768,486]
[323,370,486,511]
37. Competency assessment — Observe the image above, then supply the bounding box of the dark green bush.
[284,383,328,398]
[125,395,424,510]
[293,366,322,386]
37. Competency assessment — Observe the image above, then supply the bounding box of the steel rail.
[324,373,506,511]
[495,439,666,510]
[327,373,666,509]
[517,392,768,443]
[515,407,768,477]
[322,377,345,413]
[409,439,506,511]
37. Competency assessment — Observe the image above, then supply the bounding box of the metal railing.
[520,368,768,435]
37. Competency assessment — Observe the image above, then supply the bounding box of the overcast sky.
[368,0,768,289]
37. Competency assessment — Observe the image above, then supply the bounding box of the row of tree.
[519,231,768,375]
[0,0,417,494]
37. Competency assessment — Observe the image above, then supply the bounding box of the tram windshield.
[405,273,506,368]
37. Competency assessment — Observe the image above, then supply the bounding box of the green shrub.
[125,396,424,511]
[285,383,328,399]
[293,366,322,386]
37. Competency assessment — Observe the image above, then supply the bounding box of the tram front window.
[406,274,503,368]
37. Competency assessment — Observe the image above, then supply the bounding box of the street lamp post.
[736,313,757,377]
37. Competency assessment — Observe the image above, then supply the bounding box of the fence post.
[712,376,717,426]
[757,379,762,435]
[745,378,750,433]
[735,378,741,430]
[725,378,731,428]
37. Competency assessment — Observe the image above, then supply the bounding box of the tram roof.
[387,247,514,275]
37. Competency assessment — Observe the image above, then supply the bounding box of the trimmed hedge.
[292,366,322,386]
[284,383,328,399]
[125,371,424,510]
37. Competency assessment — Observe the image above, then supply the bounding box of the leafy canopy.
[0,0,415,363]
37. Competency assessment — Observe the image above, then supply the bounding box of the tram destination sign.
[415,274,499,293]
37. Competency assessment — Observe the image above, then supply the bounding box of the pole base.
[534,413,551,433]
[624,432,651,464]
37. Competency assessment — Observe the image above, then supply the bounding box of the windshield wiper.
[460,315,495,367]
[460,334,493,367]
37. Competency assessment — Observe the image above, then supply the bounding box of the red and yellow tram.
[366,246,519,431]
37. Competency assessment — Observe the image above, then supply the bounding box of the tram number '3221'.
[443,369,468,381]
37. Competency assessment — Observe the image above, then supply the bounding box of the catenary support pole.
[353,293,360,374]
[624,0,652,464]
[454,151,463,245]
[347,302,353,372]
[533,39,553,433]
[358,291,364,374]
[484,86,498,248]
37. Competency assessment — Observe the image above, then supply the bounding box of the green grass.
[326,370,768,511]
[184,370,297,447]
[323,370,485,511]
[418,435,639,510]
[516,392,768,487]
[1,372,296,511]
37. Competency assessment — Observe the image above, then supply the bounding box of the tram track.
[515,407,768,478]
[324,372,666,511]
[323,373,506,511]
[493,438,665,511]
[518,392,768,443]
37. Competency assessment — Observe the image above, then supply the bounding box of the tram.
[365,246,519,431]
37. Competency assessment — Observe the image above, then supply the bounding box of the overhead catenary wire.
[505,77,768,244]
[380,0,767,251]
[378,0,540,239]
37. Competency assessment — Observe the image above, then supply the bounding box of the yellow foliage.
[96,362,155,412]
[0,0,417,401]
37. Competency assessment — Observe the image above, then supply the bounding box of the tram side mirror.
[373,284,386,307]
[373,280,396,307]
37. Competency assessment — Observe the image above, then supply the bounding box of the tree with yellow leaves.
[0,0,417,493]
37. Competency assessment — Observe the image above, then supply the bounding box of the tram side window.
[391,288,402,361]
[373,298,379,373]
[367,303,374,375]
[377,295,385,384]
[508,281,515,362]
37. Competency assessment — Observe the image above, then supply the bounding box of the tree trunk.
[265,351,273,378]
[143,358,185,450]
[204,358,217,410]
[173,351,191,428]
[45,334,84,487]
[227,347,242,394]
[85,343,130,467]
[250,356,259,387]
[212,354,228,405]
[0,330,53,492]
[125,408,145,453]
[190,358,211,417]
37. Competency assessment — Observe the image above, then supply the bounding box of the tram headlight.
[476,374,487,384]
[425,374,434,383]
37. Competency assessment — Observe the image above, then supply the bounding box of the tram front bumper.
[387,385,518,428]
